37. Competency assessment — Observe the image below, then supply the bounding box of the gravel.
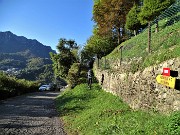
[0,91,66,135]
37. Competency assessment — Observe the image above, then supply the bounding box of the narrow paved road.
[0,91,66,135]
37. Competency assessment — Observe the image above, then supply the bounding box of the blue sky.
[0,0,94,51]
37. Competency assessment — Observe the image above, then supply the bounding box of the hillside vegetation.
[54,2,180,135]
[55,10,180,135]
[0,31,55,83]
[106,19,180,71]
[56,84,180,135]
[54,1,180,135]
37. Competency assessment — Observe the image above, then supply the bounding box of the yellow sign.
[156,75,176,89]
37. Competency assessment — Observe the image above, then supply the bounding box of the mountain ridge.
[0,31,56,58]
[0,31,55,82]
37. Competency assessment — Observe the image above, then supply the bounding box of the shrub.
[67,63,81,89]
[0,72,39,100]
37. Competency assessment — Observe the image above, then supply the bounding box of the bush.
[0,72,39,100]
[80,70,87,78]
[67,63,97,88]
[67,63,81,89]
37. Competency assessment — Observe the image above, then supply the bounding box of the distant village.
[0,67,20,76]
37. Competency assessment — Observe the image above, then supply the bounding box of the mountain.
[0,31,56,83]
[0,31,56,58]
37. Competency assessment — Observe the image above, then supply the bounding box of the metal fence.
[96,0,180,70]
[149,0,180,30]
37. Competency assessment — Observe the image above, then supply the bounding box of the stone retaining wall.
[94,57,180,113]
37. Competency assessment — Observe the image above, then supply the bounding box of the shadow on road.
[0,91,66,135]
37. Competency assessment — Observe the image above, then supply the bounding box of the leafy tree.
[80,46,94,64]
[81,32,116,67]
[139,0,175,53]
[93,0,134,45]
[125,4,142,36]
[88,35,115,58]
[50,38,79,79]
[49,52,60,78]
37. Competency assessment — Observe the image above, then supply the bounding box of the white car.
[39,85,51,91]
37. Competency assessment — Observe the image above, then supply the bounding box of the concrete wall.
[94,57,180,113]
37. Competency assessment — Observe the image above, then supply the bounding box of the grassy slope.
[56,84,180,135]
[107,20,180,70]
[56,14,180,135]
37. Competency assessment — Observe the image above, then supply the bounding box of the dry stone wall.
[94,57,180,113]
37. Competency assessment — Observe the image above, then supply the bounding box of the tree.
[125,4,142,36]
[50,38,79,79]
[81,32,116,68]
[138,0,175,53]
[80,46,94,63]
[86,35,116,58]
[49,52,60,78]
[93,0,134,45]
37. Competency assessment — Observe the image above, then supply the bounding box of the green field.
[56,84,180,135]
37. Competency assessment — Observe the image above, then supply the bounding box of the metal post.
[120,46,123,65]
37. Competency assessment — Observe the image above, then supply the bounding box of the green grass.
[106,18,180,72]
[56,84,179,135]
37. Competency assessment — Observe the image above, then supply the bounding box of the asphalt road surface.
[0,91,66,135]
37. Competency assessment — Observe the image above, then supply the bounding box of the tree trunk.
[97,58,100,68]
[96,54,100,68]
[148,21,151,53]
[117,28,121,45]
[134,30,137,36]
[104,56,106,69]
[120,46,123,65]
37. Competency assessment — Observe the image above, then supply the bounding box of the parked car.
[39,85,51,91]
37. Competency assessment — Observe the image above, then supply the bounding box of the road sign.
[156,75,176,89]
